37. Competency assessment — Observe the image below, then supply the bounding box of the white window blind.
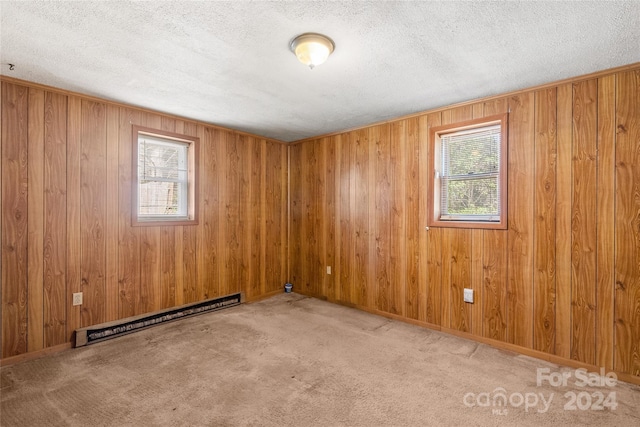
[138,135,188,219]
[440,124,501,221]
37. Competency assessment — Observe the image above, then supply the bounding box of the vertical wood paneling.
[236,134,250,297]
[533,88,557,353]
[325,136,337,300]
[260,141,271,292]
[483,98,510,119]
[117,108,141,318]
[450,229,472,332]
[481,98,509,340]
[295,144,315,293]
[181,122,199,304]
[2,83,29,357]
[471,105,485,336]
[440,164,453,329]
[225,131,242,295]
[596,74,616,371]
[299,139,323,295]
[482,230,508,340]
[374,124,391,312]
[307,139,327,295]
[615,69,640,376]
[423,113,442,325]
[471,229,484,336]
[201,126,220,300]
[160,226,176,308]
[289,144,302,294]
[139,223,160,312]
[1,79,290,361]
[159,117,177,310]
[250,137,263,298]
[333,135,342,302]
[244,137,260,296]
[555,84,573,359]
[299,141,312,294]
[3,67,640,383]
[279,143,288,292]
[354,129,370,306]
[80,100,107,326]
[367,128,377,309]
[66,96,82,339]
[318,138,327,297]
[442,106,474,332]
[139,114,162,313]
[338,133,353,304]
[506,92,535,348]
[405,117,420,320]
[43,92,67,346]
[105,105,119,319]
[389,121,406,316]
[27,88,45,352]
[571,80,597,365]
[173,120,186,306]
[300,141,312,294]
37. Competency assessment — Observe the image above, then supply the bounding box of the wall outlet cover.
[464,288,474,303]
[73,292,83,306]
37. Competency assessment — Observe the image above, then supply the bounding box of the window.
[427,113,508,229]
[132,126,198,226]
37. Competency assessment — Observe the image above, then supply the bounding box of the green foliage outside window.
[442,129,500,217]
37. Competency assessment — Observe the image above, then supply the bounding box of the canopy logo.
[462,367,619,416]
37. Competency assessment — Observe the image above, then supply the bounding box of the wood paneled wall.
[2,66,640,382]
[1,79,288,360]
[289,67,640,379]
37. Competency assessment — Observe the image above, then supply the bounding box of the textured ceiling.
[2,1,639,142]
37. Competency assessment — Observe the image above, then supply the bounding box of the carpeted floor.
[1,293,639,426]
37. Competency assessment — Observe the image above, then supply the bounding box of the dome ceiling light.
[290,33,335,69]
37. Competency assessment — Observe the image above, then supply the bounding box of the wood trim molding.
[290,61,640,144]
[0,342,73,367]
[131,125,200,227]
[3,62,638,147]
[244,288,284,303]
[427,113,508,230]
[293,290,640,387]
[0,75,288,145]
[0,292,277,366]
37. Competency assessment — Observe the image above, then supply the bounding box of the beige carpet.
[1,293,639,426]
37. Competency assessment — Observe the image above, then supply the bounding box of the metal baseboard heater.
[75,292,243,347]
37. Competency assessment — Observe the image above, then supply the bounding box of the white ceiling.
[2,1,639,142]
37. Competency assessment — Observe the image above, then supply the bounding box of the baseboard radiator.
[75,293,243,347]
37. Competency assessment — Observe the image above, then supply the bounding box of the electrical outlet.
[327,266,332,275]
[73,292,83,306]
[464,288,474,304]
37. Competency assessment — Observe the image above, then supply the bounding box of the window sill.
[132,218,199,227]
[428,218,507,230]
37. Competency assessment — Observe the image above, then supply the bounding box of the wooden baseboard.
[244,288,284,303]
[4,290,639,387]
[294,290,640,387]
[0,342,73,367]
[0,290,275,367]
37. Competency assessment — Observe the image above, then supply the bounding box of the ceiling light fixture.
[290,33,335,69]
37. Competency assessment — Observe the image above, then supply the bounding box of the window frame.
[131,125,199,227]
[427,113,508,230]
